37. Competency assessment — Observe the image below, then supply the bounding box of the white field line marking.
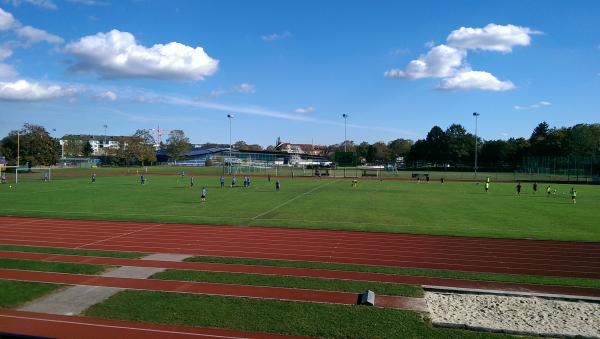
[74,224,162,249]
[0,314,250,339]
[251,180,337,221]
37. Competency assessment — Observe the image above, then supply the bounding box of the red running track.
[2,250,599,299]
[0,309,308,339]
[1,217,599,279]
[0,269,426,311]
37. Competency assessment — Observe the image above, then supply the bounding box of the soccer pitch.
[0,174,598,242]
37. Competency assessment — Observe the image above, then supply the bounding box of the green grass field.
[0,280,62,308]
[184,256,600,289]
[1,174,598,241]
[1,174,599,241]
[151,269,423,296]
[0,258,109,275]
[86,290,514,339]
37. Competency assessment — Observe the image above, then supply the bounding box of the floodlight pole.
[342,114,349,152]
[16,132,19,184]
[227,114,234,174]
[473,112,480,178]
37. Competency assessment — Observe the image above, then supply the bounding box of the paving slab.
[17,253,185,316]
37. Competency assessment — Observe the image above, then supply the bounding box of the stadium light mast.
[103,124,108,146]
[473,112,480,178]
[227,114,234,174]
[342,114,349,152]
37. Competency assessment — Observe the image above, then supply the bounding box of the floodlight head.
[342,114,348,118]
[472,112,480,116]
[227,114,234,118]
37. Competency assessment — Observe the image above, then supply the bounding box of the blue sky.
[0,0,599,146]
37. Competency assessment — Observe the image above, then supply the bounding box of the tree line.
[1,122,598,168]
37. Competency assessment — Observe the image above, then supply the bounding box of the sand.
[425,291,600,338]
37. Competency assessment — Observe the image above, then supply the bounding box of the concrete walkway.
[18,253,190,316]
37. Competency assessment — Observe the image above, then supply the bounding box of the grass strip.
[0,280,62,308]
[86,290,513,339]
[0,258,108,275]
[151,269,422,297]
[185,256,600,289]
[0,244,146,259]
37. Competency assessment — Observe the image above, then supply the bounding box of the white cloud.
[64,29,219,81]
[437,70,514,91]
[95,90,117,101]
[209,83,256,97]
[424,41,435,48]
[384,44,465,79]
[0,7,17,30]
[447,23,540,53]
[66,0,107,5]
[6,0,57,9]
[0,45,12,59]
[294,106,315,113]
[16,25,63,43]
[514,101,552,110]
[0,63,17,77]
[234,83,255,93]
[0,79,78,101]
[261,31,291,41]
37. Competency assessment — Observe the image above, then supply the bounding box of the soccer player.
[485,181,489,193]
[426,176,430,183]
[201,187,207,202]
[1,173,6,184]
[231,176,237,187]
[570,187,577,204]
[190,176,194,188]
[267,174,271,182]
[440,177,444,184]
[546,185,551,197]
[43,173,49,182]
[140,175,145,185]
[516,182,522,195]
[91,173,96,183]
[275,179,280,191]
[220,176,225,188]
[247,176,251,187]
[533,182,538,194]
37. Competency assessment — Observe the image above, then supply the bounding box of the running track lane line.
[0,310,308,339]
[2,216,599,279]
[0,269,427,311]
[1,250,599,299]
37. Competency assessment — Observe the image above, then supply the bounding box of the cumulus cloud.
[447,23,541,52]
[95,90,117,101]
[0,63,17,77]
[16,25,63,43]
[64,29,219,81]
[385,23,537,91]
[0,7,17,31]
[514,101,552,110]
[0,79,78,101]
[261,31,291,41]
[384,45,466,79]
[294,106,315,113]
[437,70,514,91]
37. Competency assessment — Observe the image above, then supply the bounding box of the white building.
[60,134,127,156]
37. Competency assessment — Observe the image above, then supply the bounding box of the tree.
[62,136,84,156]
[165,130,190,163]
[0,124,60,166]
[82,141,94,157]
[387,139,412,159]
[445,124,473,164]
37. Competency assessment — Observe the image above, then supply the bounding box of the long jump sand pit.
[425,291,600,338]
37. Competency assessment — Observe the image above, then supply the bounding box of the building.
[60,134,128,156]
[274,137,327,156]
[156,147,331,167]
